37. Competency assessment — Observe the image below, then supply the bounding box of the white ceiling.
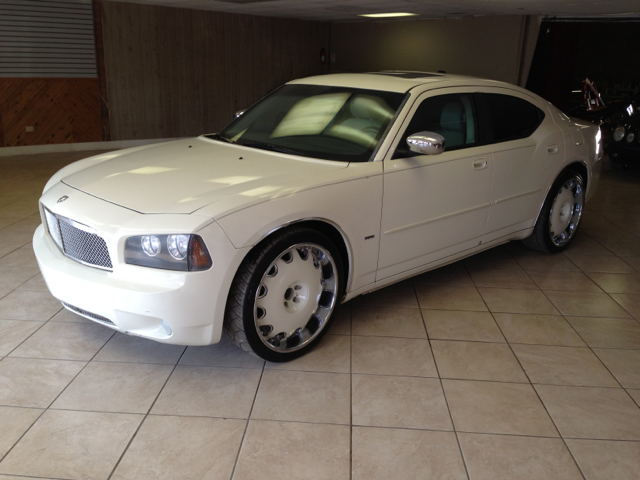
[103,0,640,21]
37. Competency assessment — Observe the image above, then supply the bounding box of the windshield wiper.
[240,141,304,157]
[207,133,233,143]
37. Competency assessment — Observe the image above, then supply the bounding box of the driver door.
[377,90,494,281]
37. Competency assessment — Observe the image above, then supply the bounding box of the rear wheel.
[224,227,344,362]
[522,170,585,253]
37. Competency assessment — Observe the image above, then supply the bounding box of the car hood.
[62,137,348,215]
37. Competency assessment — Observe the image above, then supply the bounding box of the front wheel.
[522,170,585,253]
[224,227,344,362]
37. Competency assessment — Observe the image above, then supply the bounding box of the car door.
[479,91,566,244]
[376,90,494,281]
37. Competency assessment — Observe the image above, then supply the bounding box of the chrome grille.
[44,207,113,270]
[62,302,115,326]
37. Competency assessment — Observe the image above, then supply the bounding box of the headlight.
[613,126,625,141]
[626,132,635,143]
[125,234,212,271]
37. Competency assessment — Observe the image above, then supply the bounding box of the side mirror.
[406,132,445,155]
[235,109,246,118]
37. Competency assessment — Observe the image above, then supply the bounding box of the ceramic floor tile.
[622,256,640,271]
[493,313,585,346]
[431,340,528,383]
[9,321,114,361]
[627,389,640,406]
[351,305,427,338]
[234,420,350,480]
[544,291,631,318]
[330,304,351,335]
[412,263,475,286]
[0,266,40,291]
[423,309,505,342]
[352,427,467,480]
[265,334,349,373]
[416,285,488,312]
[0,289,10,301]
[459,433,584,480]
[151,366,261,418]
[252,370,350,425]
[352,374,452,430]
[0,406,42,458]
[0,410,142,480]
[478,288,559,315]
[562,233,615,256]
[611,294,640,318]
[180,335,265,369]
[535,384,640,440]
[566,439,640,480]
[351,336,437,377]
[528,270,602,292]
[587,273,640,294]
[0,290,61,321]
[469,267,538,289]
[463,247,520,270]
[93,332,186,364]
[0,357,85,408]
[593,349,640,388]
[570,255,638,274]
[604,242,640,257]
[442,379,558,437]
[353,281,418,308]
[512,344,619,387]
[111,416,246,480]
[565,317,640,349]
[52,362,173,414]
[0,246,39,267]
[514,254,580,273]
[0,320,44,356]
[15,273,49,292]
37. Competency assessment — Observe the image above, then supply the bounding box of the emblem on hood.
[57,196,69,203]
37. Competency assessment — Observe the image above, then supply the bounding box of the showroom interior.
[1,0,640,478]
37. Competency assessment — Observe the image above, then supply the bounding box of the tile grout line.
[414,280,472,480]
[227,359,266,480]
[106,344,191,480]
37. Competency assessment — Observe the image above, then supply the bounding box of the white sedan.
[33,72,603,361]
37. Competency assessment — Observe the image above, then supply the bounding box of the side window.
[394,93,477,158]
[483,93,544,143]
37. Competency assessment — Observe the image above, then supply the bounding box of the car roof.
[287,71,528,95]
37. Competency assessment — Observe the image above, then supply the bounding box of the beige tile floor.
[0,151,639,480]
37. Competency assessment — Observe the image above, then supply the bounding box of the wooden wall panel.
[101,2,331,140]
[0,78,102,146]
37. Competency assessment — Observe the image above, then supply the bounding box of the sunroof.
[371,72,442,79]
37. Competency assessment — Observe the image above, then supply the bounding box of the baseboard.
[0,138,187,157]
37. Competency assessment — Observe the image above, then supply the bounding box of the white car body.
[33,72,603,350]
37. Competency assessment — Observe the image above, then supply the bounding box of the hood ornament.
[57,196,69,203]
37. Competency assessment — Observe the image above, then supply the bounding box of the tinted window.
[394,93,477,158]
[212,85,406,163]
[484,93,544,143]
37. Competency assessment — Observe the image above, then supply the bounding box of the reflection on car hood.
[62,137,347,215]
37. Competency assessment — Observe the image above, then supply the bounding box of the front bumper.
[34,185,248,346]
[608,143,640,164]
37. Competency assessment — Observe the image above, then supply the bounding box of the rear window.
[483,93,544,143]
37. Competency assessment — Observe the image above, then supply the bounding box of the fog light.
[613,126,625,142]
[167,234,189,260]
[141,235,161,256]
[626,132,635,143]
[161,320,173,336]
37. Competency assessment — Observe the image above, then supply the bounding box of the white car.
[33,72,603,361]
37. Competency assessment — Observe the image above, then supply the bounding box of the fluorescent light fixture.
[359,12,418,18]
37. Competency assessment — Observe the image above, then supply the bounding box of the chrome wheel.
[254,243,338,352]
[549,176,584,247]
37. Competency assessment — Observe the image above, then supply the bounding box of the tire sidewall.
[240,228,345,362]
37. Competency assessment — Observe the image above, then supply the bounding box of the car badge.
[57,196,69,203]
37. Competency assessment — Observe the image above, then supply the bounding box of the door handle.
[547,144,559,155]
[473,158,487,169]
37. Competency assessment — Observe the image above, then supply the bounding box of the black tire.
[522,169,585,253]
[224,227,344,362]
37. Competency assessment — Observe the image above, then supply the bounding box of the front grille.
[62,302,116,326]
[44,207,113,270]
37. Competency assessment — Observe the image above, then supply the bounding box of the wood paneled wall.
[101,2,331,140]
[0,78,102,147]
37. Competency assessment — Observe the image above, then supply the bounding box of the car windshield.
[209,84,407,162]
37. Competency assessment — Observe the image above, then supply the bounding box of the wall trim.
[0,137,185,157]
